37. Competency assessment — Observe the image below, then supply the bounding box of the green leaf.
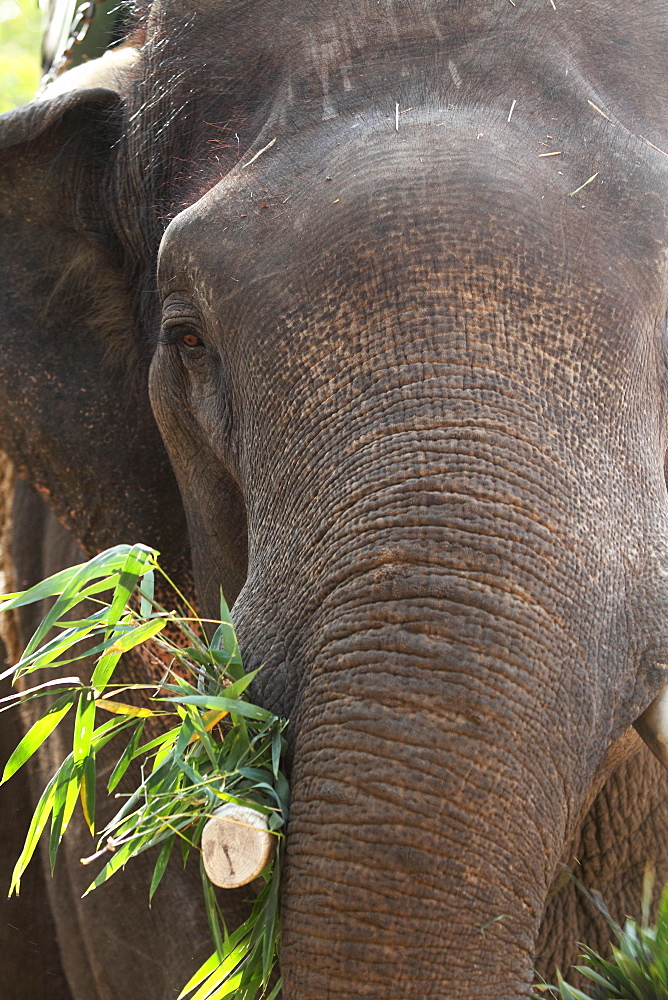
[91,715,137,749]
[80,752,97,834]
[183,710,219,770]
[186,934,251,1000]
[3,547,285,998]
[167,695,273,723]
[0,563,96,612]
[0,675,83,708]
[572,965,616,989]
[139,569,155,619]
[95,699,156,718]
[22,546,156,658]
[202,864,225,959]
[152,730,181,769]
[275,771,290,816]
[105,546,154,640]
[262,859,281,982]
[202,972,244,1000]
[12,620,103,677]
[10,764,61,894]
[49,758,81,872]
[271,728,283,781]
[149,835,175,904]
[83,834,153,894]
[555,972,592,1000]
[263,979,282,1000]
[656,884,668,951]
[73,690,96,764]
[132,727,180,761]
[178,951,223,1000]
[1,693,75,783]
[102,756,180,834]
[181,647,217,668]
[180,830,192,869]
[107,721,145,793]
[92,618,166,692]
[221,671,261,701]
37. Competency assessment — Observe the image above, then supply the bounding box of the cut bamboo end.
[201,803,275,888]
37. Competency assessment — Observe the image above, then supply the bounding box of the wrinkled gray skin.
[2,1,668,997]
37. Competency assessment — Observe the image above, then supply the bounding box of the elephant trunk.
[237,487,619,995]
[278,614,570,999]
[230,398,665,997]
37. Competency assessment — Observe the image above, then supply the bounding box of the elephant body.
[2,1,668,997]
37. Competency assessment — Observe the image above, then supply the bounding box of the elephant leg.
[536,745,668,984]
[0,458,70,998]
[0,653,73,1000]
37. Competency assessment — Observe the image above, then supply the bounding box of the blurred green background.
[1,0,42,112]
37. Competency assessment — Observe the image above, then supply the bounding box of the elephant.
[1,0,668,997]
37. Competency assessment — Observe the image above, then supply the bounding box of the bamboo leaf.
[95,699,156,718]
[0,563,97,612]
[1,693,75,783]
[262,862,280,983]
[186,939,250,1000]
[202,864,225,959]
[139,569,155,619]
[184,709,220,768]
[0,676,83,710]
[2,547,286,999]
[572,965,616,989]
[201,972,244,1000]
[181,647,217,668]
[132,727,180,760]
[49,758,81,872]
[22,546,155,657]
[555,972,592,1000]
[166,695,273,723]
[91,715,136,749]
[202,709,229,732]
[149,835,175,904]
[10,769,60,894]
[80,752,97,835]
[105,545,154,640]
[83,834,152,894]
[13,621,102,676]
[9,617,153,681]
[263,979,282,1000]
[73,690,96,764]
[178,952,222,1000]
[92,618,166,692]
[271,728,283,781]
[107,721,145,793]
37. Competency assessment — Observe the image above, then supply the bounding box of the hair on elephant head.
[2,1,668,997]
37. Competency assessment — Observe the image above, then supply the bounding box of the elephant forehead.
[158,116,667,333]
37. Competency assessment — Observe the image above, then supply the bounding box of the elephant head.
[2,1,668,997]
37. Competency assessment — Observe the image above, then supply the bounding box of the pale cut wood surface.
[202,803,275,888]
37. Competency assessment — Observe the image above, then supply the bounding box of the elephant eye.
[181,332,203,349]
[160,324,206,355]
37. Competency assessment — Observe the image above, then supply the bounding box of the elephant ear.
[0,87,189,576]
